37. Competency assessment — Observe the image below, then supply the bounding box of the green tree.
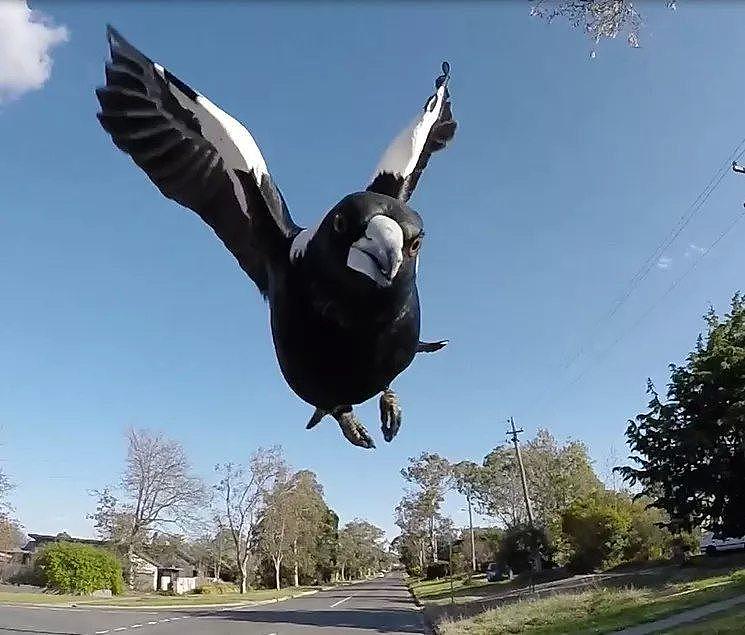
[478,430,600,529]
[337,520,386,580]
[35,542,124,595]
[313,508,339,583]
[401,453,451,562]
[394,494,432,574]
[451,461,482,572]
[498,524,553,574]
[561,491,630,572]
[259,468,329,589]
[619,295,745,537]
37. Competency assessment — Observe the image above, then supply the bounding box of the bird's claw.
[333,407,375,449]
[380,389,402,442]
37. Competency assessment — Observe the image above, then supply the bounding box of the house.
[23,531,200,594]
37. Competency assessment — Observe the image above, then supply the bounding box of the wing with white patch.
[366,62,457,203]
[96,25,300,295]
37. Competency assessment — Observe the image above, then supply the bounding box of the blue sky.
[3,1,745,540]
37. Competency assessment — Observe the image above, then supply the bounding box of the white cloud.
[656,256,672,270]
[0,0,68,103]
[685,243,707,258]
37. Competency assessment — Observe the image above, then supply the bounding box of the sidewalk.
[616,594,745,634]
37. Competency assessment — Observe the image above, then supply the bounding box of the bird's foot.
[379,389,402,442]
[332,406,375,449]
[417,340,449,354]
[306,408,326,429]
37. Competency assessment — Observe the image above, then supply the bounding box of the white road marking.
[147,621,157,625]
[329,595,353,607]
[113,629,126,632]
[130,625,142,629]
[159,618,170,622]
[95,631,109,634]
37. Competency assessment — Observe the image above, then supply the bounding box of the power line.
[559,137,745,372]
[548,203,745,399]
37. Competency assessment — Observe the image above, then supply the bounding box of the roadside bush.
[670,531,699,564]
[195,581,239,594]
[498,524,554,574]
[622,500,671,562]
[425,561,449,580]
[34,542,124,595]
[8,566,44,587]
[561,491,630,572]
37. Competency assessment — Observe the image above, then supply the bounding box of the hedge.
[35,542,124,595]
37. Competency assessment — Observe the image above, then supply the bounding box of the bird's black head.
[302,191,424,296]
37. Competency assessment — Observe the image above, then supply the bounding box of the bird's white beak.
[347,215,404,287]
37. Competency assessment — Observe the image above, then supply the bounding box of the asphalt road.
[0,574,426,635]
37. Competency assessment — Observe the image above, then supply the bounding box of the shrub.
[8,566,44,587]
[498,524,553,574]
[195,581,239,594]
[425,561,449,580]
[34,542,124,595]
[561,491,631,572]
[670,531,699,564]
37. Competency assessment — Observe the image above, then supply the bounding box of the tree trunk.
[274,559,281,591]
[292,538,299,587]
[127,543,135,590]
[239,552,249,594]
[340,563,345,581]
[429,516,437,561]
[468,494,476,572]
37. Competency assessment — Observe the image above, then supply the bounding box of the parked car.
[701,532,745,556]
[485,562,510,582]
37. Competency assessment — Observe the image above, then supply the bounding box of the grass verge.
[437,568,745,634]
[409,574,501,602]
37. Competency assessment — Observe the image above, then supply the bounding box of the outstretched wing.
[96,25,299,295]
[366,62,457,203]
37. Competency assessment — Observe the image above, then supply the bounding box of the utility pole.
[507,417,541,573]
[466,491,476,573]
[508,417,534,526]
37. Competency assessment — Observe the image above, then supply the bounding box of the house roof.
[27,532,106,546]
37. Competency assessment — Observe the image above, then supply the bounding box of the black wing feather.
[96,25,300,294]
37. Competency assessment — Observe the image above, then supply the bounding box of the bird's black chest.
[268,270,420,410]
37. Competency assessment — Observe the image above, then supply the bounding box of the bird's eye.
[333,213,347,234]
[408,236,422,257]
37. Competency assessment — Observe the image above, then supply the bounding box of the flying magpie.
[95,26,456,448]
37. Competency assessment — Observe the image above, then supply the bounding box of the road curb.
[0,579,386,612]
[405,581,437,635]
